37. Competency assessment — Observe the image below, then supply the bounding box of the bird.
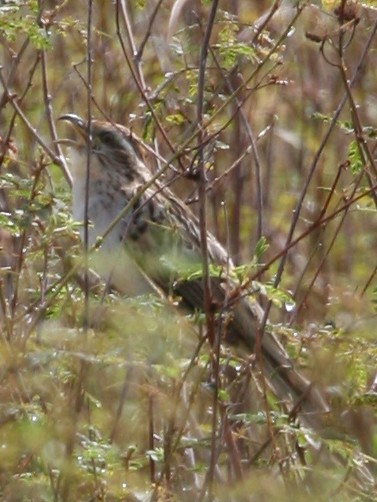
[59,113,329,428]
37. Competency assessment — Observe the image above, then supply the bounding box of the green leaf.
[347,140,363,174]
[165,112,186,125]
[254,236,269,259]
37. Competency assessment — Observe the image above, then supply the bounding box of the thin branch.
[39,48,71,187]
[196,2,219,497]
[136,0,165,62]
[250,180,377,284]
[0,67,72,186]
[258,14,377,332]
[115,0,182,171]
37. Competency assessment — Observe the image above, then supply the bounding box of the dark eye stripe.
[99,131,117,146]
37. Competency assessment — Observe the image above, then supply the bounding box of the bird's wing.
[121,183,329,426]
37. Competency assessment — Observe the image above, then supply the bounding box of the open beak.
[58,114,88,145]
[59,113,86,129]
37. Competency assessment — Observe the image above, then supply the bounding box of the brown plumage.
[60,114,329,428]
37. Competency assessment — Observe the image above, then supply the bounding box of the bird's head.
[59,114,148,182]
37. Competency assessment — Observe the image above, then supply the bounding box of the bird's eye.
[99,131,115,145]
[92,131,117,152]
[98,131,123,149]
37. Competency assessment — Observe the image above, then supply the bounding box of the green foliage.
[347,140,363,174]
[0,1,50,49]
[165,111,186,125]
[254,235,269,259]
[217,22,255,70]
[257,281,296,310]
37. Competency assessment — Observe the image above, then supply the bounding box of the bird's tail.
[174,276,329,429]
[229,295,330,429]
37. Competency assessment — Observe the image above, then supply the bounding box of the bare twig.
[258,14,377,332]
[195,3,219,496]
[136,0,165,62]
[0,67,72,185]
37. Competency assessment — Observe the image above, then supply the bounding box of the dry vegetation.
[0,0,376,500]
